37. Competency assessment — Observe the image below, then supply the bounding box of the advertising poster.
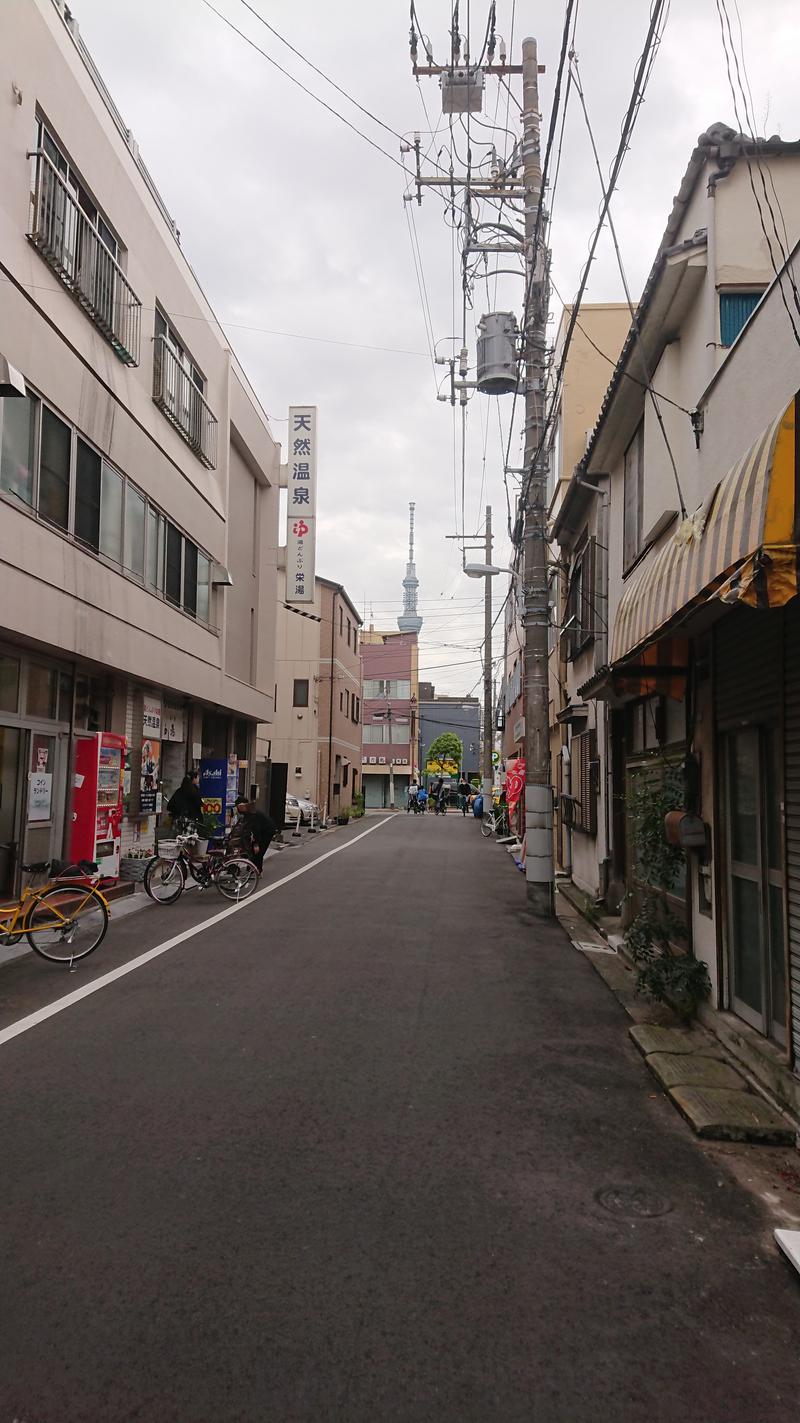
[142,694,162,739]
[140,738,161,814]
[28,772,53,822]
[162,704,185,743]
[227,754,239,810]
[200,758,227,830]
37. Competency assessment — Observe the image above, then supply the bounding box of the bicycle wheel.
[144,855,186,904]
[215,857,259,901]
[480,814,495,838]
[26,884,108,963]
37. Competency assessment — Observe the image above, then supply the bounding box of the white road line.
[0,816,395,1049]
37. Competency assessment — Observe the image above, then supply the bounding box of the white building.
[557,124,800,1114]
[0,0,279,889]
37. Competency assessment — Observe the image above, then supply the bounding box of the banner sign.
[142,693,162,739]
[285,405,317,604]
[505,758,526,816]
[200,759,227,830]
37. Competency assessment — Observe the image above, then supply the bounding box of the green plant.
[623,762,710,1021]
[198,811,221,838]
[426,732,463,770]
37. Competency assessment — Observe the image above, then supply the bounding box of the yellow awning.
[612,395,798,665]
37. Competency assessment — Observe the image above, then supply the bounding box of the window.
[339,691,344,712]
[75,438,101,549]
[571,729,598,835]
[26,663,58,719]
[391,722,409,743]
[155,308,205,394]
[562,538,596,661]
[339,607,343,636]
[353,628,358,655]
[124,484,145,577]
[165,521,182,606]
[153,307,216,467]
[0,394,37,505]
[345,689,350,716]
[146,507,164,591]
[0,655,21,714]
[363,678,411,700]
[197,552,211,623]
[352,697,360,724]
[623,422,644,570]
[363,724,390,743]
[99,463,123,562]
[347,618,351,647]
[183,540,198,617]
[39,407,71,530]
[720,290,763,347]
[293,679,309,708]
[343,764,349,787]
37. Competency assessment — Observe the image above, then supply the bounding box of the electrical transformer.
[440,66,485,114]
[476,312,519,394]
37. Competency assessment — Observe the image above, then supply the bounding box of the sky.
[69,0,800,695]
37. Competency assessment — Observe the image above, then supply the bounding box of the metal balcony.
[152,336,218,469]
[27,149,141,366]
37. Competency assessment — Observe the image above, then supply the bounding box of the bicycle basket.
[157,839,180,860]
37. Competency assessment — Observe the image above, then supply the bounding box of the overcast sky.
[72,0,799,694]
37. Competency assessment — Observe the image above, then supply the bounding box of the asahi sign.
[285,405,317,604]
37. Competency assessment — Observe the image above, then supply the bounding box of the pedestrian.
[407,778,419,813]
[167,768,203,826]
[233,796,277,872]
[457,774,471,816]
[416,785,428,814]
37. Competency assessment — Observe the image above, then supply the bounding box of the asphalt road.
[1,812,799,1422]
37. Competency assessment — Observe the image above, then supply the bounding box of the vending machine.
[69,732,126,876]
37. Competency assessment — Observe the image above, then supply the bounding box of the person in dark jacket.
[167,770,202,824]
[234,797,277,872]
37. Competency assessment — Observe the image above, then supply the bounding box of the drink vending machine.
[69,732,126,876]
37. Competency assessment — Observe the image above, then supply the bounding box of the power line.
[569,52,687,517]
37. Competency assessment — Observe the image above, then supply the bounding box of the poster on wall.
[162,704,185,742]
[28,772,53,822]
[142,694,162,739]
[227,754,239,808]
[200,759,227,830]
[140,738,161,814]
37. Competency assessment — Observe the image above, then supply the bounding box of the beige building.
[559,123,800,1113]
[547,304,631,895]
[264,575,362,823]
[0,0,279,890]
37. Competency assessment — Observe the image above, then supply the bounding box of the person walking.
[233,796,277,872]
[167,769,203,826]
[416,785,428,814]
[407,779,419,813]
[457,774,472,816]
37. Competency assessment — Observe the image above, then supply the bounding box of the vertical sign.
[285,405,317,604]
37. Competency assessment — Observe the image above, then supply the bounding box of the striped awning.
[612,395,798,665]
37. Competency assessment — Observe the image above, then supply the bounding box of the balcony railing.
[152,336,218,469]
[27,149,141,366]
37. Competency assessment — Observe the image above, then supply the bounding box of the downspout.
[706,171,719,387]
[328,588,337,822]
[561,742,572,877]
[597,481,613,896]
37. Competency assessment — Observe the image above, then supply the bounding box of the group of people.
[166,770,277,870]
[406,774,474,816]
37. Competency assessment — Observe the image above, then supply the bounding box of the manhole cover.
[595,1185,673,1218]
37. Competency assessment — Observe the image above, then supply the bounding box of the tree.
[426,732,463,773]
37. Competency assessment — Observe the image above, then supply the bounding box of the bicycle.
[481,805,511,839]
[144,835,260,905]
[0,854,109,964]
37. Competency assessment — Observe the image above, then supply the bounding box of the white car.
[285,793,318,826]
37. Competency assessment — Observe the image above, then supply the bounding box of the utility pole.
[482,505,494,814]
[520,37,554,916]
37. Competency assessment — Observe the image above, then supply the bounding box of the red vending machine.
[69,732,126,877]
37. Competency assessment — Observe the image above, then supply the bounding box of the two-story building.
[0,0,279,890]
[556,123,800,1115]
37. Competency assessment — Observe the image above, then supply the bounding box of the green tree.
[426,732,463,771]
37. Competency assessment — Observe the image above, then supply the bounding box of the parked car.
[285,793,319,826]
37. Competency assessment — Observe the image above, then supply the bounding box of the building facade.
[419,695,480,781]
[264,574,362,823]
[360,630,419,808]
[0,0,278,891]
[558,124,800,1113]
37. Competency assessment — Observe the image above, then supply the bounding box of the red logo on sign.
[292,519,309,537]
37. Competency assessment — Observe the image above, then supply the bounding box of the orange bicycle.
[0,855,110,965]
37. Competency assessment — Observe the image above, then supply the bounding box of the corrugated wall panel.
[783,599,800,1075]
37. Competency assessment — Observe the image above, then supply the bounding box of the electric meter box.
[476,312,520,394]
[440,66,485,114]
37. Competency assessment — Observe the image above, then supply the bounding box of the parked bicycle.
[144,835,260,905]
[481,804,511,839]
[0,851,109,964]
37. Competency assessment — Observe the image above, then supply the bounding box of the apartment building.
[418,693,480,781]
[558,123,800,1113]
[360,630,419,808]
[265,574,362,822]
[0,0,279,891]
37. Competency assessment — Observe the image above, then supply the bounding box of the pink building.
[360,631,419,809]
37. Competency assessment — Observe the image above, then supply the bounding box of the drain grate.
[595,1185,673,1218]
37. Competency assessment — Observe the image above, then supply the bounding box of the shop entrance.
[0,726,66,897]
[723,727,787,1043]
[0,726,21,896]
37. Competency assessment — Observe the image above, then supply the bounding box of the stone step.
[645,1051,745,1093]
[669,1085,795,1144]
[630,1023,724,1059]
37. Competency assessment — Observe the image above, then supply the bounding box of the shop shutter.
[714,606,781,730]
[783,600,800,1074]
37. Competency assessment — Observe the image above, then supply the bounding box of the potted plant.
[194,812,220,858]
[119,846,154,882]
[336,806,352,826]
